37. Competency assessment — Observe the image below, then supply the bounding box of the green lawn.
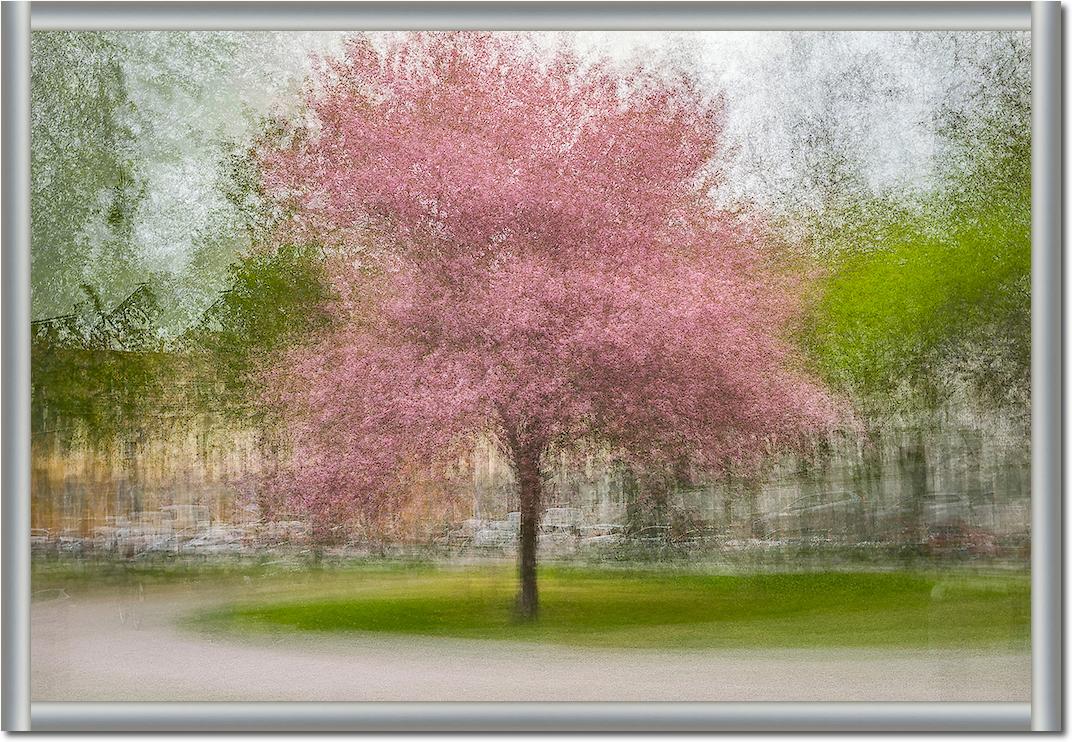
[193,566,1030,649]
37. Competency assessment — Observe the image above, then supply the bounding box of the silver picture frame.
[2,0,1062,731]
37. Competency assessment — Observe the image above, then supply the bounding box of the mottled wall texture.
[32,399,1028,552]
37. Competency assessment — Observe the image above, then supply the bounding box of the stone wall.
[30,404,1030,549]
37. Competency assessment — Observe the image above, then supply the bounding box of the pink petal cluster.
[259,32,841,522]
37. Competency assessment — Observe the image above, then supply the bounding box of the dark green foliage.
[182,244,335,418]
[31,243,334,447]
[31,284,175,445]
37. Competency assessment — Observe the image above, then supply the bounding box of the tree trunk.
[898,432,929,560]
[515,446,542,621]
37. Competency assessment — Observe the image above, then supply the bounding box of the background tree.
[31,32,145,320]
[796,33,1030,553]
[31,283,169,447]
[30,31,338,333]
[260,33,840,618]
[182,243,335,421]
[804,32,1030,412]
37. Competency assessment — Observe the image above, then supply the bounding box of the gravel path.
[31,587,1030,702]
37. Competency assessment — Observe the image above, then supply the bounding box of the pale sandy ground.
[31,587,1030,702]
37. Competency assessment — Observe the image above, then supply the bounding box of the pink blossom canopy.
[259,33,841,520]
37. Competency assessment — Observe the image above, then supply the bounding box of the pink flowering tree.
[260,33,839,618]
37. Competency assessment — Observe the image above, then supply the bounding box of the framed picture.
[2,1,1061,732]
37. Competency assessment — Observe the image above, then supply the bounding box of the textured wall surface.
[31,403,1029,552]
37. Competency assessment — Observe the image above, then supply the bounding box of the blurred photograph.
[30,30,1030,702]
